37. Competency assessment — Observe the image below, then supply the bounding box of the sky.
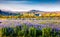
[0,0,60,11]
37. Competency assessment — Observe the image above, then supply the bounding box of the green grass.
[0,24,60,37]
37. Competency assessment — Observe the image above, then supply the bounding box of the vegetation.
[0,13,60,20]
[0,24,60,37]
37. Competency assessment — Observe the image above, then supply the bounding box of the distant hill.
[0,10,19,16]
[29,10,43,12]
[0,9,60,16]
[0,10,44,16]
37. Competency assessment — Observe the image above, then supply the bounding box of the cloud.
[0,3,60,11]
[0,0,60,11]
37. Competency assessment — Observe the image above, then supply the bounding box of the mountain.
[29,10,43,12]
[0,10,44,16]
[0,10,19,16]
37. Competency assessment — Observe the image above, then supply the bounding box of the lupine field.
[0,20,60,37]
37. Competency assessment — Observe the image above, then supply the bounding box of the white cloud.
[0,3,60,11]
